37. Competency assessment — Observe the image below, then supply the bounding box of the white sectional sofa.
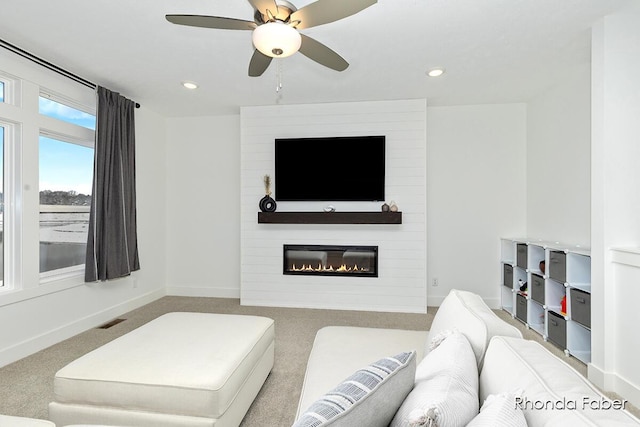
[294,289,640,427]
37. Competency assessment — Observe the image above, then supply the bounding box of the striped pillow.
[292,351,417,427]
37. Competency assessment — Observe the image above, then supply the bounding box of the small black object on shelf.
[259,195,277,212]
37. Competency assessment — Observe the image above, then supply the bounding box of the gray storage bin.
[503,264,513,288]
[570,288,591,328]
[516,294,528,323]
[547,311,567,349]
[531,273,545,305]
[517,243,528,269]
[549,250,567,283]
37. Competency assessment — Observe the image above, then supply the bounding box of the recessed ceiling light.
[427,68,445,77]
[182,81,198,89]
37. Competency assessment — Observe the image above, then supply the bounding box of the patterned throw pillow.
[292,351,417,427]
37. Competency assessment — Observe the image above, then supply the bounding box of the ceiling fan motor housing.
[254,0,297,24]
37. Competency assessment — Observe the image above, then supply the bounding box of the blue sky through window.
[37,96,95,195]
[39,136,93,195]
[39,97,95,130]
[0,81,4,102]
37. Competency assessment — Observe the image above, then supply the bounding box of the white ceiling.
[0,0,634,117]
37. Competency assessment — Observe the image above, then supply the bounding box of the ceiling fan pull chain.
[276,58,283,93]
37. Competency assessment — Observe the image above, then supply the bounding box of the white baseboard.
[0,289,165,368]
[427,295,447,307]
[484,297,502,309]
[240,298,427,314]
[589,363,640,408]
[427,295,500,309]
[166,285,241,299]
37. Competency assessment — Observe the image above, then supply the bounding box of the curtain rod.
[0,38,140,108]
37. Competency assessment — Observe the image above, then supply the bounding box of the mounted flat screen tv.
[275,135,385,202]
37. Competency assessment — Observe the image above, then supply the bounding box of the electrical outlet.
[432,278,438,287]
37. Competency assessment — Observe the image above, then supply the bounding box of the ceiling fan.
[166,0,377,77]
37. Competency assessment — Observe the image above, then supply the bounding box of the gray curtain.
[85,86,140,282]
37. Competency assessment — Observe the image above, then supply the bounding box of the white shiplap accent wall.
[240,99,427,313]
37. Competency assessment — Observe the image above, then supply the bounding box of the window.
[1,57,95,293]
[39,136,93,277]
[39,95,96,130]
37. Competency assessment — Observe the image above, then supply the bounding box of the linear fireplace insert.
[283,244,378,277]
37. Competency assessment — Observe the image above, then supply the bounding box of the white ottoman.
[49,312,275,427]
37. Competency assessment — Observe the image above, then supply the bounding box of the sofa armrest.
[481,336,640,426]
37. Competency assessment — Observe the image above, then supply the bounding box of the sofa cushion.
[466,393,527,427]
[293,351,416,427]
[390,332,479,427]
[295,326,428,419]
[480,336,640,426]
[427,289,522,368]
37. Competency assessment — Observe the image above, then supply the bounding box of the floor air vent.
[97,318,126,329]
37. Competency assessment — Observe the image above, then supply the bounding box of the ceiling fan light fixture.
[252,21,301,58]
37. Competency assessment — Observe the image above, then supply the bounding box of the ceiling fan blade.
[166,14,256,30]
[248,0,279,18]
[290,0,377,30]
[299,34,348,72]
[249,50,273,77]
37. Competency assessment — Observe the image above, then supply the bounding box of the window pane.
[39,96,96,130]
[39,136,93,274]
[0,126,4,284]
[0,81,4,102]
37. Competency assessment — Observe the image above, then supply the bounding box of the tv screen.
[275,136,385,202]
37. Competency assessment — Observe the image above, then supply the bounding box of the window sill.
[0,270,86,308]
[40,265,85,284]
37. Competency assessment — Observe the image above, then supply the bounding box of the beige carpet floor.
[0,296,637,425]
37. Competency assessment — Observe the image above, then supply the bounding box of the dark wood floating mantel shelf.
[258,211,402,225]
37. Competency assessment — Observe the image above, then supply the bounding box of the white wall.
[134,107,170,294]
[240,100,427,313]
[526,65,591,247]
[0,49,168,366]
[590,11,640,406]
[426,104,527,307]
[165,115,241,297]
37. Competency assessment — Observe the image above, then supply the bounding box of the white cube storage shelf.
[500,238,591,364]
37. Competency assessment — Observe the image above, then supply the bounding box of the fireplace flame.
[289,263,369,273]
